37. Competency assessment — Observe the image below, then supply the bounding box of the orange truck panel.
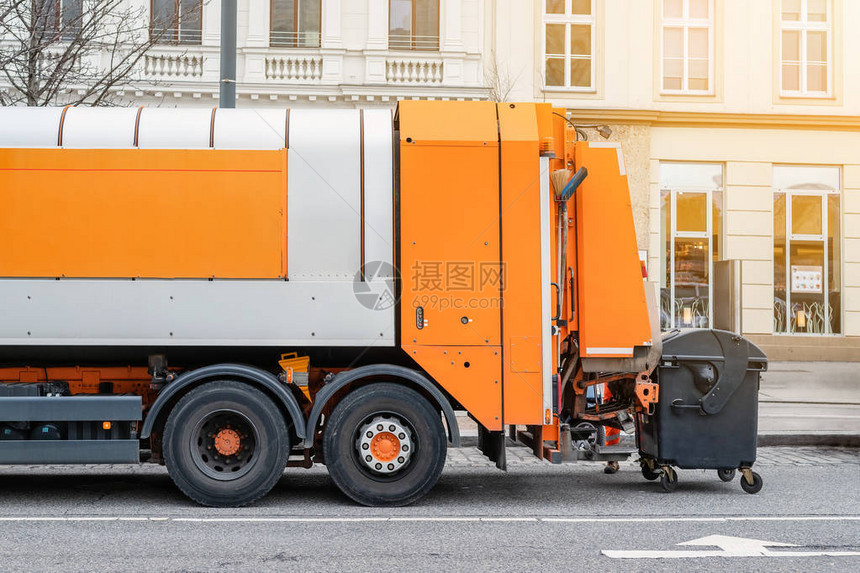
[398,102,502,348]
[574,142,652,357]
[403,345,502,431]
[396,100,499,144]
[498,103,545,425]
[0,149,288,279]
[397,101,504,430]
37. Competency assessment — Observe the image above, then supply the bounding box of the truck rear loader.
[0,101,765,506]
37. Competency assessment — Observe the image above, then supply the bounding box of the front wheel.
[163,380,290,507]
[323,383,447,507]
[740,470,763,494]
[660,466,678,492]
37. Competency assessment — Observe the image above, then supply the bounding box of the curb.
[757,432,860,448]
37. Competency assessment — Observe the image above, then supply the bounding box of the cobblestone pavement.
[445,445,860,467]
[0,446,856,475]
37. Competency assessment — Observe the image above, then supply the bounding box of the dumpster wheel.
[660,466,677,492]
[717,468,736,482]
[639,458,660,481]
[740,468,763,494]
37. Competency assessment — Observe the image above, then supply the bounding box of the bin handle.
[670,399,701,411]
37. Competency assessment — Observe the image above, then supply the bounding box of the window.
[661,0,714,93]
[659,163,724,329]
[773,166,841,334]
[543,0,595,90]
[389,0,439,51]
[36,0,83,41]
[151,0,203,45]
[271,0,321,48]
[780,0,831,96]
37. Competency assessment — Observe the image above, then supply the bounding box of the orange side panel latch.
[634,372,659,415]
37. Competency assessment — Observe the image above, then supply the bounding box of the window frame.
[37,0,83,40]
[150,0,203,46]
[541,0,597,92]
[779,0,833,97]
[388,0,440,52]
[270,0,322,49]
[772,164,842,335]
[660,0,715,95]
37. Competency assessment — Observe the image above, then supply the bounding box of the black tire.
[163,380,290,507]
[718,468,736,482]
[641,462,660,481]
[323,383,447,507]
[660,467,678,492]
[740,471,763,494]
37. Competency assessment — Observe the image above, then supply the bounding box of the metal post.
[219,0,237,108]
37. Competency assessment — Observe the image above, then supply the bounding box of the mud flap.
[478,426,507,470]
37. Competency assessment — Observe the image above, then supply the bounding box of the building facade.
[493,0,860,359]
[3,0,858,359]
[122,0,487,106]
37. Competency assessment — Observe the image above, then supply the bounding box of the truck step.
[595,445,637,456]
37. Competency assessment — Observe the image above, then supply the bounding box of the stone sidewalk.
[758,361,860,446]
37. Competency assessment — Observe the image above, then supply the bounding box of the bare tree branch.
[484,49,521,103]
[0,0,201,106]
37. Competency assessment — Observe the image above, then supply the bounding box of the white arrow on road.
[603,535,860,559]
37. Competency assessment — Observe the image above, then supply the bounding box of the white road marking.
[603,534,860,559]
[0,515,856,524]
[759,414,860,419]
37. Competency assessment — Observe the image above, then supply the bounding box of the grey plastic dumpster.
[636,329,768,493]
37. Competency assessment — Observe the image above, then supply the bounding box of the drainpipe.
[219,0,237,108]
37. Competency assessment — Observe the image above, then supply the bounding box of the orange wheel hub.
[370,431,401,462]
[213,428,241,456]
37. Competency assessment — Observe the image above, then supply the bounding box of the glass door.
[773,166,841,335]
[660,162,723,330]
[669,190,712,328]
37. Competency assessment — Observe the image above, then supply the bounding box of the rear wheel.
[717,468,736,482]
[324,383,447,507]
[640,461,660,481]
[163,380,289,507]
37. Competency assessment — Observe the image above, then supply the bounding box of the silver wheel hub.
[356,415,413,475]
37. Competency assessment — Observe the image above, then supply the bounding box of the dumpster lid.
[661,329,767,365]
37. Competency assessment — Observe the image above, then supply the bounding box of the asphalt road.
[0,446,858,572]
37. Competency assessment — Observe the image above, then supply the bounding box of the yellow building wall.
[647,126,860,337]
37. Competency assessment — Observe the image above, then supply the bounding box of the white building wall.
[79,0,490,108]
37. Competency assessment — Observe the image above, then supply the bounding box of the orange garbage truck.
[0,101,765,506]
